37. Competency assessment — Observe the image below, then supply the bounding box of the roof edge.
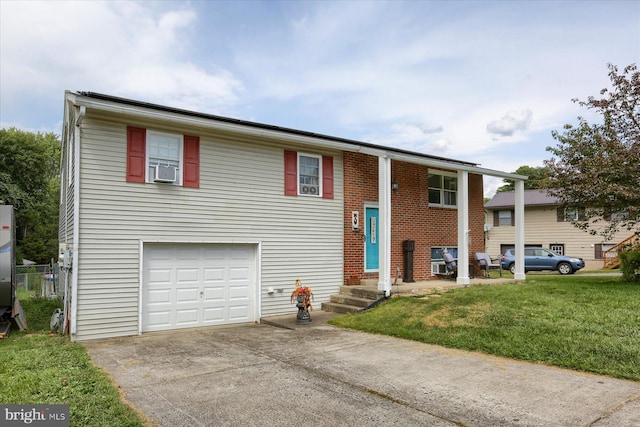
[67,90,527,180]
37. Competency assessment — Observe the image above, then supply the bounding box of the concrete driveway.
[85,312,640,427]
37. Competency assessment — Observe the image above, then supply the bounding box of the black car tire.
[557,262,573,275]
[509,263,516,275]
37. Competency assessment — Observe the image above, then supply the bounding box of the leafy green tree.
[0,128,60,263]
[496,165,551,192]
[545,64,639,239]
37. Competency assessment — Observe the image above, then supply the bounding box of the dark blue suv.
[501,247,585,275]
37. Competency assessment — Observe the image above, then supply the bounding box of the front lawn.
[329,276,640,381]
[0,296,147,426]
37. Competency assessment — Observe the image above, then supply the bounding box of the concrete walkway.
[85,311,640,427]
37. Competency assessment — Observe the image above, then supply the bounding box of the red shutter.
[183,135,200,188]
[322,155,334,199]
[284,150,297,196]
[127,126,146,183]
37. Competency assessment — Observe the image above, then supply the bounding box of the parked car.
[501,247,585,275]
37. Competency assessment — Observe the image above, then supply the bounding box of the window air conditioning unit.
[154,165,177,183]
[431,262,447,275]
[300,185,318,195]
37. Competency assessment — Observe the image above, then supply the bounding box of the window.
[298,154,321,196]
[549,244,564,255]
[498,210,512,226]
[127,126,200,188]
[595,243,614,260]
[557,207,585,222]
[493,210,514,227]
[430,246,458,275]
[564,208,578,221]
[147,131,182,185]
[283,150,334,199]
[428,171,457,208]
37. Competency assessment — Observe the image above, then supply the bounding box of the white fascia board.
[69,93,361,153]
[385,151,527,181]
[68,92,527,181]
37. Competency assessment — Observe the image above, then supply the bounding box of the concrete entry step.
[322,285,385,314]
[329,294,373,308]
[338,286,385,300]
[320,302,366,314]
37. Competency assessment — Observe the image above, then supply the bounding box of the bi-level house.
[59,91,526,341]
[484,189,635,269]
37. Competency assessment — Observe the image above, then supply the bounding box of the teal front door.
[365,207,379,271]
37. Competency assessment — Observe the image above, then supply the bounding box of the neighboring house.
[59,91,526,341]
[484,189,626,269]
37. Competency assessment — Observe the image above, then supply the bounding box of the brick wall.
[344,152,485,283]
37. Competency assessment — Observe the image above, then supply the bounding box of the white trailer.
[0,205,27,336]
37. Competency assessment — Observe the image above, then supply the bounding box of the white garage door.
[142,243,257,332]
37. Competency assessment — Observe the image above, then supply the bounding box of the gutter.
[66,91,527,182]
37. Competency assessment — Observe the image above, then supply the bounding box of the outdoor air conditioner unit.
[300,185,318,195]
[154,165,177,183]
[431,262,447,275]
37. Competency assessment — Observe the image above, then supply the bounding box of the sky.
[1,0,639,197]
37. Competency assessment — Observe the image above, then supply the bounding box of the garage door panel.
[177,268,199,283]
[148,268,172,283]
[204,247,226,260]
[143,243,256,332]
[203,307,225,323]
[147,311,172,329]
[176,308,199,326]
[147,288,172,304]
[229,285,249,299]
[203,286,225,301]
[228,305,250,320]
[176,287,200,303]
[231,246,252,259]
[230,267,249,279]
[148,247,173,261]
[204,267,225,281]
[177,247,200,260]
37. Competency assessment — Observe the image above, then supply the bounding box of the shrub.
[619,248,640,282]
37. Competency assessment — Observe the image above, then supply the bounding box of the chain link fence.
[15,263,59,297]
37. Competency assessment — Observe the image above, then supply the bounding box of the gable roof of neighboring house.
[68,91,527,182]
[485,189,559,209]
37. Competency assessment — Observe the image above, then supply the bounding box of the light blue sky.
[1,0,638,196]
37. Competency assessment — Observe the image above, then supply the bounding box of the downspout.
[70,106,82,339]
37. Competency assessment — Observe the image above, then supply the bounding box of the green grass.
[0,296,147,426]
[329,276,640,381]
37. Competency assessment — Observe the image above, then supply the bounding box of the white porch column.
[514,180,526,280]
[378,156,392,296]
[456,171,470,286]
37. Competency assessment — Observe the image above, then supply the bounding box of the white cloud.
[1,0,638,175]
[0,0,243,125]
[486,109,533,137]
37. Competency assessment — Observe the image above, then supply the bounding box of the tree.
[0,128,60,263]
[545,63,639,239]
[496,165,551,192]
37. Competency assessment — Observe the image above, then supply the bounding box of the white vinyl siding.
[73,114,343,340]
